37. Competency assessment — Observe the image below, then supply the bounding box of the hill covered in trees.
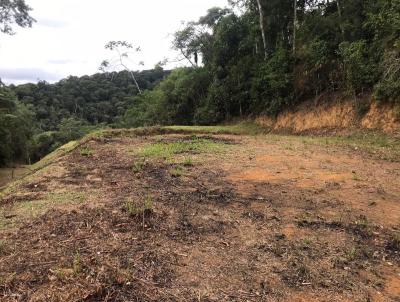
[1,0,399,167]
[0,69,168,166]
[124,0,399,126]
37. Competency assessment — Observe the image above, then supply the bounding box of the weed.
[80,147,93,157]
[144,195,153,210]
[182,157,194,167]
[125,195,153,217]
[73,252,82,275]
[170,166,184,177]
[132,159,146,173]
[125,198,140,216]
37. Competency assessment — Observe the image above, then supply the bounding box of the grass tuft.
[182,157,194,167]
[80,147,94,157]
[73,252,82,275]
[170,166,184,177]
[125,195,153,217]
[132,159,146,173]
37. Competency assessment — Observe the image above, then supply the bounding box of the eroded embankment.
[256,96,400,134]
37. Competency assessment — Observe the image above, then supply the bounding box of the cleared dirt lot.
[0,130,399,301]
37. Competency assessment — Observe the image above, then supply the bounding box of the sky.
[0,0,228,84]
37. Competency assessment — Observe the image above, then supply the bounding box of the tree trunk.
[256,0,268,60]
[293,0,297,54]
[128,70,142,95]
[117,52,142,94]
[336,0,345,40]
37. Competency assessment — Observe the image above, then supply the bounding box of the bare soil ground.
[0,131,399,301]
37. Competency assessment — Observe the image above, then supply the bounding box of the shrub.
[339,40,379,94]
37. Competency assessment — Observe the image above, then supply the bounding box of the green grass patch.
[80,147,94,157]
[0,191,87,231]
[138,137,225,160]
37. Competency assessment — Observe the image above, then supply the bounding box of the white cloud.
[0,67,60,82]
[0,0,228,84]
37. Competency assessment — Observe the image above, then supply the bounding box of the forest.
[0,0,399,167]
[124,0,399,126]
[0,69,168,165]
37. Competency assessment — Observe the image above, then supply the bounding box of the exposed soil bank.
[256,96,400,134]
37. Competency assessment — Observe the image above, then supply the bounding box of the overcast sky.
[0,0,228,84]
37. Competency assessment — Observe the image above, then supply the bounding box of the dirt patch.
[0,133,399,301]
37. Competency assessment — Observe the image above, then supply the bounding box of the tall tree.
[336,0,345,40]
[293,0,297,54]
[256,0,268,59]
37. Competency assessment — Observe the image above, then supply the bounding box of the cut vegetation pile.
[0,128,399,301]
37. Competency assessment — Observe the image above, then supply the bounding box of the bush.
[251,48,294,116]
[30,132,58,161]
[0,88,34,166]
[124,68,211,127]
[339,40,379,94]
[374,45,400,103]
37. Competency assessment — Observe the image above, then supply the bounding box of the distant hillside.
[10,69,170,130]
[0,69,169,166]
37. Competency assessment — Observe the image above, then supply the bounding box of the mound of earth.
[0,131,399,301]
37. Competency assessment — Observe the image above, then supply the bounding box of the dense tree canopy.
[0,69,168,166]
[0,86,34,165]
[124,0,400,127]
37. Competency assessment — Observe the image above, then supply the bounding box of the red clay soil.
[0,133,399,301]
